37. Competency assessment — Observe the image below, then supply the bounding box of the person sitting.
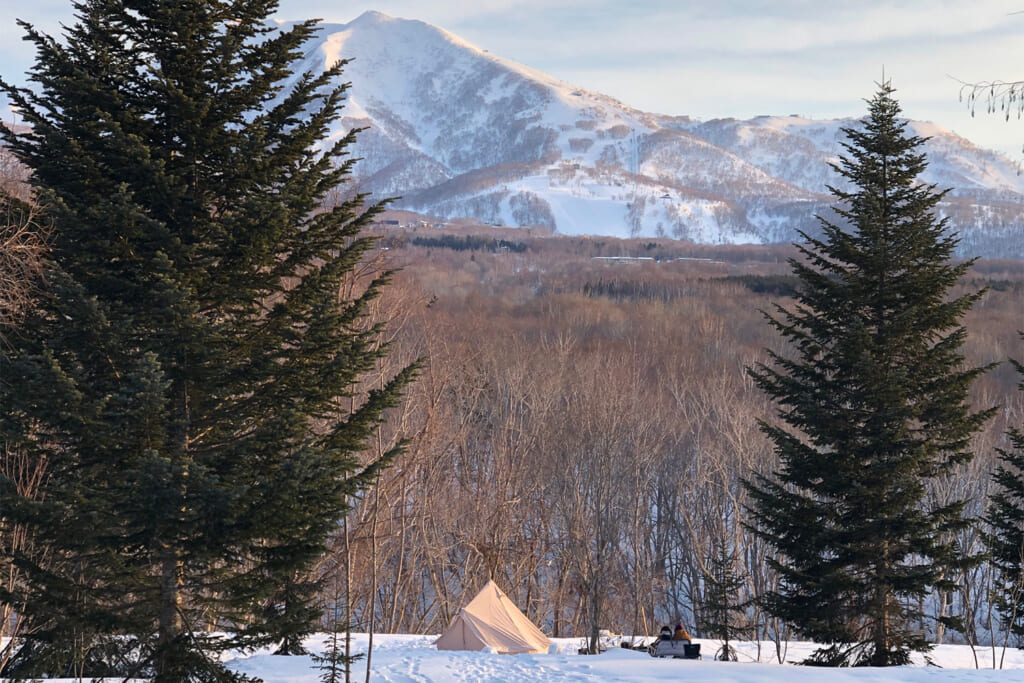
[672,623,691,642]
[659,625,672,641]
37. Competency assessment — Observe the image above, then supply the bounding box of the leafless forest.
[324,224,1024,648]
[2,213,1022,655]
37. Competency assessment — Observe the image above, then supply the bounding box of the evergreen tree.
[985,338,1024,641]
[744,82,994,667]
[311,627,362,683]
[310,595,363,683]
[0,1,417,680]
[702,542,748,662]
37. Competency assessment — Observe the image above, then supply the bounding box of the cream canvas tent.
[435,580,550,654]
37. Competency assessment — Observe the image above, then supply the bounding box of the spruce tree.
[0,1,416,680]
[744,82,994,667]
[985,339,1024,641]
[702,542,748,661]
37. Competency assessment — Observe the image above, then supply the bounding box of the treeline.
[581,274,801,302]
[405,234,528,253]
[581,277,708,302]
[582,274,1020,304]
[376,225,799,265]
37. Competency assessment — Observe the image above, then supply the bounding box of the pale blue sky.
[2,1,1021,156]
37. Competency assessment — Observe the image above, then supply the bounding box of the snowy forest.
[312,222,1024,653]
[2,1,1024,681]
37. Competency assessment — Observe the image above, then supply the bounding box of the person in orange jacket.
[672,623,691,642]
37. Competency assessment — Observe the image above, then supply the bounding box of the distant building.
[591,256,655,264]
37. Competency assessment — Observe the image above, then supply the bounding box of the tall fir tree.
[0,1,417,680]
[985,337,1024,642]
[744,82,994,667]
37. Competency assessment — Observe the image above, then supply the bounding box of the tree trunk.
[588,584,602,654]
[343,514,352,683]
[155,552,184,682]
[365,475,380,683]
[871,588,891,667]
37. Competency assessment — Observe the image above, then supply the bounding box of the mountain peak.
[348,10,397,26]
[300,13,1024,257]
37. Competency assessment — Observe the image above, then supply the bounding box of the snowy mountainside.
[294,11,1024,256]
[676,116,1023,200]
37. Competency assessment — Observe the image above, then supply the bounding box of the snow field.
[221,634,1024,682]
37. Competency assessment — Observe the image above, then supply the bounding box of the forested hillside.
[330,227,1024,645]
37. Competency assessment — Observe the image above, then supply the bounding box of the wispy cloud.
[1,0,1020,155]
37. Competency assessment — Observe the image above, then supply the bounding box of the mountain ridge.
[290,11,1024,257]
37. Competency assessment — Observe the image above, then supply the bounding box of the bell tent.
[435,580,550,655]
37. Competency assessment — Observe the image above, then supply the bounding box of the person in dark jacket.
[659,625,672,641]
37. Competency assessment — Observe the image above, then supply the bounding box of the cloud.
[1,0,1019,156]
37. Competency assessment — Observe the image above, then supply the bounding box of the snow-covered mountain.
[294,11,1024,257]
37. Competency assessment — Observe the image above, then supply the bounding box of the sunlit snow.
[219,633,1024,682]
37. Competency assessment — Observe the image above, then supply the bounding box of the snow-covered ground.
[10,635,1024,681]
[220,634,1024,682]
